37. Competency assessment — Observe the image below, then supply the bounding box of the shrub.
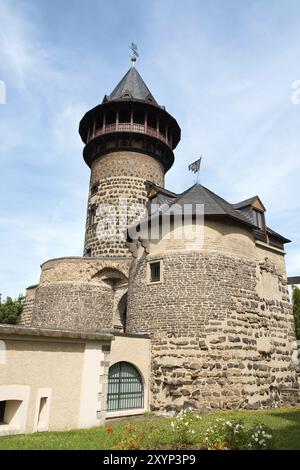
[113,432,145,450]
[112,424,145,450]
[170,409,201,446]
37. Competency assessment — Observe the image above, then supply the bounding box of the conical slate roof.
[103,66,159,106]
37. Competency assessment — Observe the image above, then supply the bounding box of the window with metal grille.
[107,362,144,412]
[150,262,161,282]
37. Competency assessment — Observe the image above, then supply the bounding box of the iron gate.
[107,362,144,412]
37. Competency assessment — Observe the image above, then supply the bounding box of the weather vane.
[130,42,139,65]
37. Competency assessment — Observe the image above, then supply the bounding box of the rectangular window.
[150,262,161,283]
[253,210,264,229]
[88,206,96,227]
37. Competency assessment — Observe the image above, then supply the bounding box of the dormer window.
[253,210,265,229]
[121,91,132,99]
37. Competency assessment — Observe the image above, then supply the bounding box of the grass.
[0,408,300,450]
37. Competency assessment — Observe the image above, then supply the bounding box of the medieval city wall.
[126,219,298,411]
[28,257,131,331]
[20,285,37,327]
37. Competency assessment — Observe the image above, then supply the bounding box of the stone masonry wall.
[84,151,164,257]
[29,257,131,331]
[126,251,299,411]
[20,286,37,326]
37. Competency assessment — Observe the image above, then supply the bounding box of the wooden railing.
[89,122,171,147]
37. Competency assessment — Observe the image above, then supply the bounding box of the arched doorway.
[107,362,144,412]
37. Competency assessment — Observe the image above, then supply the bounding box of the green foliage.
[293,286,300,340]
[0,408,300,450]
[170,409,201,446]
[203,418,273,450]
[0,294,24,325]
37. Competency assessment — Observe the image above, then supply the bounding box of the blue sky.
[0,0,300,298]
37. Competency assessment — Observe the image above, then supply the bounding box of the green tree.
[0,294,24,325]
[292,286,300,340]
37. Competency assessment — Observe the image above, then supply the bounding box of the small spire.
[129,42,139,67]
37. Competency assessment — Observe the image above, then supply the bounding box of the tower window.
[134,109,145,125]
[86,248,92,257]
[106,111,115,126]
[148,261,162,284]
[159,119,166,136]
[119,109,131,123]
[95,114,103,130]
[88,205,96,227]
[148,112,157,129]
[91,182,99,195]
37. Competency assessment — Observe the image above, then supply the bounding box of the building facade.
[1,61,299,435]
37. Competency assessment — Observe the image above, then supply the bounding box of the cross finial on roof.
[129,42,139,66]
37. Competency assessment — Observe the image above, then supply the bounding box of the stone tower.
[79,62,181,258]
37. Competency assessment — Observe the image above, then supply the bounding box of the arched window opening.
[95,114,103,130]
[147,112,157,130]
[116,292,127,332]
[107,362,144,412]
[159,119,166,137]
[119,108,131,123]
[134,109,145,125]
[92,268,128,287]
[106,111,115,126]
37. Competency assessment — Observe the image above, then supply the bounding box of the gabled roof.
[233,195,266,212]
[103,66,159,106]
[145,181,179,199]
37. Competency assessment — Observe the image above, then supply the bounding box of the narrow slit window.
[88,206,96,227]
[150,262,161,283]
[91,182,98,195]
[37,397,48,431]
